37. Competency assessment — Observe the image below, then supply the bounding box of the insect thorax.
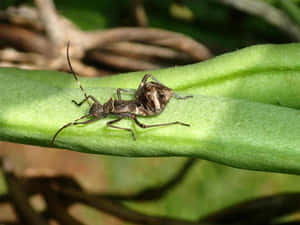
[89,102,104,117]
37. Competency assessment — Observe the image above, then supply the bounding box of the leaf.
[1,43,300,175]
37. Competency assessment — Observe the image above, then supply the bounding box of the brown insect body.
[87,79,173,120]
[51,42,192,145]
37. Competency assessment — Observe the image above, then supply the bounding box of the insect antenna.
[66,41,91,106]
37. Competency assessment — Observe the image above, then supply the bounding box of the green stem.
[1,43,300,174]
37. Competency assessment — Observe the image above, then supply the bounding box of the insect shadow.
[51,42,192,145]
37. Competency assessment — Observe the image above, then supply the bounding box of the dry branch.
[102,42,193,62]
[0,24,51,55]
[0,0,212,76]
[3,173,49,225]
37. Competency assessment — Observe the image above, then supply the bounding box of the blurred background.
[1,0,300,224]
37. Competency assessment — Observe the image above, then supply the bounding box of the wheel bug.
[51,42,192,145]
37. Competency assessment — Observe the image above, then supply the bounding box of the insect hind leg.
[51,114,102,145]
[132,116,190,129]
[107,118,136,140]
[52,114,90,145]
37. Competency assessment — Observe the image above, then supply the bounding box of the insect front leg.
[135,74,153,97]
[139,74,166,88]
[72,95,101,107]
[145,74,193,100]
[132,115,190,129]
[107,118,136,140]
[51,114,103,145]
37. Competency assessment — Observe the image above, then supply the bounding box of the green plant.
[1,43,300,175]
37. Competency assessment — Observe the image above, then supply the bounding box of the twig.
[0,48,45,65]
[1,3,212,75]
[151,37,211,61]
[56,187,211,225]
[3,160,300,225]
[25,159,197,203]
[100,158,198,201]
[3,172,49,225]
[34,0,64,46]
[83,28,212,61]
[200,193,300,224]
[0,5,43,30]
[55,58,113,76]
[0,24,52,55]
[25,175,83,194]
[131,0,148,27]
[216,0,300,41]
[102,42,194,62]
[87,50,163,71]
[0,62,43,70]
[43,185,85,225]
[26,159,197,202]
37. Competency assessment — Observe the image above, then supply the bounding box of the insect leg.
[147,74,163,85]
[140,74,167,87]
[51,114,103,145]
[107,118,136,140]
[52,114,90,145]
[132,116,190,129]
[117,88,135,101]
[72,95,101,106]
[135,74,153,97]
[144,74,193,100]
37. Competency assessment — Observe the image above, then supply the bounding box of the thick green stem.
[1,43,300,174]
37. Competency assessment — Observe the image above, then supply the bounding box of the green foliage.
[183,0,232,24]
[148,13,247,51]
[146,0,291,51]
[53,0,122,29]
[278,0,300,25]
[0,0,15,9]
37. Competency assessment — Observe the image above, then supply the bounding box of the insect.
[51,42,192,145]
